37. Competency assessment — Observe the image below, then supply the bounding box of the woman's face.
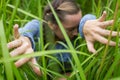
[54,11,82,40]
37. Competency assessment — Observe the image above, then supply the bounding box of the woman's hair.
[44,0,81,25]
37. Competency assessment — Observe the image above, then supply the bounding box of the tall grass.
[0,0,120,80]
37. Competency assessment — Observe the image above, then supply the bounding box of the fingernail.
[7,43,13,49]
[7,44,10,49]
[103,11,107,15]
[10,51,16,57]
[14,24,19,28]
[112,20,114,23]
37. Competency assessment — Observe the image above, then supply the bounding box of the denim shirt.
[19,14,96,62]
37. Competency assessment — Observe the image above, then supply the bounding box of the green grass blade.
[47,0,86,79]
[7,0,20,38]
[0,20,14,80]
[37,0,48,80]
[0,50,89,64]
[7,4,47,23]
[12,64,22,80]
[96,1,119,79]
[104,2,120,78]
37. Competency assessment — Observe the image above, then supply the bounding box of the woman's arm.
[7,20,41,75]
[79,11,119,53]
[19,19,40,50]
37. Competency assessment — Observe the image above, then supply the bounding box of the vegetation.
[0,0,120,80]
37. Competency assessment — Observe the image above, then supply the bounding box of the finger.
[30,58,42,76]
[7,39,22,49]
[86,40,96,53]
[96,27,119,37]
[10,43,28,57]
[15,48,33,67]
[15,57,31,68]
[99,20,114,28]
[98,11,107,22]
[85,36,96,53]
[14,24,20,39]
[93,34,116,46]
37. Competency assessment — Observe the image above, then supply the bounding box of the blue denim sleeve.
[54,43,71,62]
[19,19,40,50]
[79,14,96,38]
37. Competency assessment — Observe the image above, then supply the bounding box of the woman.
[7,0,118,79]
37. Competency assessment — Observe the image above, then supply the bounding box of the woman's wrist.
[79,14,96,38]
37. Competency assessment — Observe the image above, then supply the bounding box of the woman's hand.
[83,11,119,53]
[7,24,41,75]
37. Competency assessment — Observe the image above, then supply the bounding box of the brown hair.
[44,0,81,25]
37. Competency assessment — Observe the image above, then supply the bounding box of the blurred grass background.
[0,0,120,80]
